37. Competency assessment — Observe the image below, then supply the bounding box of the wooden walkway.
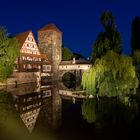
[59,90,94,99]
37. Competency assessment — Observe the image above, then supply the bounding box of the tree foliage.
[73,52,85,60]
[91,11,122,64]
[62,47,85,61]
[131,16,140,53]
[82,51,138,97]
[62,47,73,60]
[0,27,20,82]
[132,50,140,82]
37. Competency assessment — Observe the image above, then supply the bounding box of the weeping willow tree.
[82,51,138,97]
[0,27,20,82]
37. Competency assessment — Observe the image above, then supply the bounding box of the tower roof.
[15,30,32,48]
[38,24,62,33]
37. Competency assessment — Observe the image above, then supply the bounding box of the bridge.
[59,58,92,85]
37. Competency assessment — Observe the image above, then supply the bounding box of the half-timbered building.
[15,30,51,73]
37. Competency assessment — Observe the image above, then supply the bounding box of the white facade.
[21,32,40,55]
[59,64,91,70]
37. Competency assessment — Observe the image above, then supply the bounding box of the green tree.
[131,16,140,54]
[132,50,140,83]
[131,17,140,83]
[82,51,138,97]
[62,46,85,61]
[0,27,20,82]
[73,52,85,60]
[62,47,73,60]
[91,11,122,64]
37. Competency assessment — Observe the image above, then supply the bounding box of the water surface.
[0,82,140,140]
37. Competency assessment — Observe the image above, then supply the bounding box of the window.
[43,65,47,71]
[47,66,50,70]
[28,37,33,42]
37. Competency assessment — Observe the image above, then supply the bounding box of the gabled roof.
[15,30,51,63]
[38,24,62,33]
[15,30,31,48]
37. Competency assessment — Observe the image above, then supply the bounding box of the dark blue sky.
[0,0,140,58]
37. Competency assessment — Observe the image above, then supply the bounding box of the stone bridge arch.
[59,61,92,87]
[59,69,84,87]
[59,70,76,79]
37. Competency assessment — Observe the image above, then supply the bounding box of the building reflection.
[11,82,62,132]
[36,81,62,129]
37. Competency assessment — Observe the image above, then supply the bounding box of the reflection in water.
[1,82,140,140]
[62,72,76,89]
[12,81,61,132]
[0,81,62,134]
[0,91,29,140]
[36,81,62,131]
[82,97,138,125]
[82,98,97,123]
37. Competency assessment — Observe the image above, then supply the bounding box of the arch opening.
[62,72,76,89]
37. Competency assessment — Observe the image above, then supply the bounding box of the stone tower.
[38,24,62,80]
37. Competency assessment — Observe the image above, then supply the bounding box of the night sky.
[0,0,140,58]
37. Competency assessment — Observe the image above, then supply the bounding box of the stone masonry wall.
[0,72,41,86]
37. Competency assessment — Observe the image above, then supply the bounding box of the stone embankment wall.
[0,72,41,87]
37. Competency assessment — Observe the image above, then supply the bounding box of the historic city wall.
[0,72,41,87]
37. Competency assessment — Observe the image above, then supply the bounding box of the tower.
[38,24,62,80]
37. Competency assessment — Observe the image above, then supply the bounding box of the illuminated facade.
[15,30,51,73]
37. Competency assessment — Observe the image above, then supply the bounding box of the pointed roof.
[15,30,31,48]
[38,24,62,33]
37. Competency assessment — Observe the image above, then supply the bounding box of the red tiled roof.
[15,30,31,48]
[38,24,62,33]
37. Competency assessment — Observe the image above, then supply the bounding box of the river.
[0,82,140,140]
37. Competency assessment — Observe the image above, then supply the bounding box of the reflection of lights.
[53,42,56,45]
[89,95,93,99]
[72,97,76,104]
